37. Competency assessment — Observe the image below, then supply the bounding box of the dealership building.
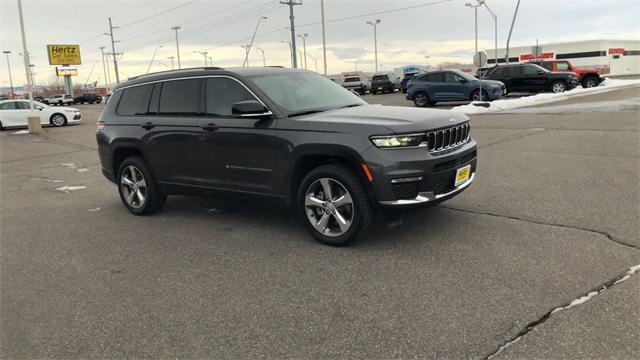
[485,39,640,77]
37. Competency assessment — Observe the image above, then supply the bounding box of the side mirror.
[538,70,545,75]
[459,79,468,83]
[231,100,272,118]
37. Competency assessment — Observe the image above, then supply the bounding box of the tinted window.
[523,65,539,75]
[423,73,444,82]
[159,79,201,115]
[372,75,389,81]
[0,102,16,110]
[344,77,359,82]
[444,72,464,83]
[508,66,523,75]
[117,84,153,116]
[206,78,256,116]
[540,62,553,71]
[557,62,570,70]
[15,101,30,109]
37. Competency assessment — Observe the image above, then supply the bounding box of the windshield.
[247,72,366,116]
[344,77,359,82]
[530,63,550,72]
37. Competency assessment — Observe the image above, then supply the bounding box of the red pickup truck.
[531,60,602,88]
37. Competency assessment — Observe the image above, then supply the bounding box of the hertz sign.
[47,44,81,65]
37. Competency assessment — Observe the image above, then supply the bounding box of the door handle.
[141,122,155,130]
[201,123,219,132]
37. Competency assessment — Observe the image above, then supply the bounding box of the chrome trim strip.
[390,176,423,184]
[379,173,475,206]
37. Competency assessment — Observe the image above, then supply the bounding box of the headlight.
[371,133,425,148]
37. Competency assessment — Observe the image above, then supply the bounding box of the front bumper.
[380,172,475,205]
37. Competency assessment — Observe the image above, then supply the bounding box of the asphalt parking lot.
[1,87,639,359]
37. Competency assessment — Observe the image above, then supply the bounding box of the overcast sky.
[1,0,638,87]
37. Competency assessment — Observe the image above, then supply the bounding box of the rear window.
[420,73,444,82]
[158,79,201,116]
[344,77,360,82]
[372,75,389,81]
[117,84,153,116]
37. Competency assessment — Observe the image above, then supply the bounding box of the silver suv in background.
[46,94,75,106]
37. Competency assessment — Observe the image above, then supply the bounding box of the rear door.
[419,73,446,100]
[197,76,277,194]
[442,72,468,101]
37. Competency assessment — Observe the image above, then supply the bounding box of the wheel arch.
[111,142,147,178]
[286,144,373,205]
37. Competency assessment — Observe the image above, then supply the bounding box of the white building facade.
[486,39,640,77]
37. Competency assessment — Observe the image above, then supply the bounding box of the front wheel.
[50,113,67,127]
[551,80,567,93]
[297,164,374,246]
[582,76,599,88]
[117,156,167,215]
[470,89,489,101]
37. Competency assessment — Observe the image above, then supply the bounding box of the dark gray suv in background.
[97,67,477,245]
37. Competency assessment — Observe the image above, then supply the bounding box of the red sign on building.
[519,52,555,61]
[608,48,625,55]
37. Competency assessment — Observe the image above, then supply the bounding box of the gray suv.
[97,67,477,245]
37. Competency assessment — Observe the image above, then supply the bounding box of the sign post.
[473,51,488,106]
[47,44,81,97]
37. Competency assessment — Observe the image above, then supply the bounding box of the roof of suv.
[115,66,309,90]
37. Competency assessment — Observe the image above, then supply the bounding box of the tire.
[551,80,567,94]
[581,76,599,88]
[413,91,430,107]
[297,164,374,246]
[470,89,489,102]
[50,113,67,127]
[57,100,63,105]
[117,156,167,215]
[371,91,377,95]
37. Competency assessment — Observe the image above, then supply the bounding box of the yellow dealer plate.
[455,165,471,187]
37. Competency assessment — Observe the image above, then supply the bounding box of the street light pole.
[254,46,266,67]
[307,53,318,73]
[366,19,381,73]
[243,16,267,67]
[147,45,163,74]
[171,26,182,69]
[505,0,521,64]
[466,2,484,101]
[478,0,497,65]
[280,0,301,69]
[281,41,293,68]
[424,55,430,70]
[99,47,109,94]
[16,0,40,132]
[241,45,251,67]
[320,0,327,75]
[193,50,208,67]
[2,51,14,99]
[167,56,175,70]
[297,33,308,69]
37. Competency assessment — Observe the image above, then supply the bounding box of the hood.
[473,79,504,87]
[56,106,80,112]
[295,105,469,135]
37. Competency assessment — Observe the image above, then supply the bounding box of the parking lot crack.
[478,129,548,149]
[440,205,640,251]
[484,264,640,359]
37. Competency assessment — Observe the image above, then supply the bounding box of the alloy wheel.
[552,82,566,93]
[583,78,597,88]
[304,178,354,237]
[51,114,66,126]
[472,90,485,101]
[414,93,427,107]
[120,165,148,209]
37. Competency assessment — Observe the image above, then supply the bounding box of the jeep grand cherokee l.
[97,67,477,246]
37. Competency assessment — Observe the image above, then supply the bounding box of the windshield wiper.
[338,103,363,109]
[288,109,328,117]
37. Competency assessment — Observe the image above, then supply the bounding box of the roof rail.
[127,67,225,81]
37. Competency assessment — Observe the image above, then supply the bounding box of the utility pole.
[297,33,308,69]
[280,0,302,69]
[366,19,381,73]
[193,50,208,67]
[307,53,318,73]
[2,51,14,99]
[281,41,293,68]
[99,47,109,93]
[424,55,430,70]
[167,56,175,69]
[240,45,251,67]
[320,0,327,75]
[106,17,120,84]
[207,55,213,67]
[172,26,182,69]
[505,0,521,64]
[243,16,267,67]
[478,0,497,66]
[147,45,163,74]
[254,46,266,67]
[16,0,40,132]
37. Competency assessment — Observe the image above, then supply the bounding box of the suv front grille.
[426,123,470,153]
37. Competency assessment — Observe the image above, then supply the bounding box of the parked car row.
[0,99,82,129]
[42,93,103,105]
[405,63,582,107]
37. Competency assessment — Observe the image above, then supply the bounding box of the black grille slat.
[426,123,471,154]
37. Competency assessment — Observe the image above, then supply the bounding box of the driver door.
[442,72,468,101]
[197,76,278,194]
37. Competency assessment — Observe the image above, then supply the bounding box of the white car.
[46,94,75,106]
[0,100,82,129]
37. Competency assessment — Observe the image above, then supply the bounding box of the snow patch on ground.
[55,185,86,193]
[60,163,90,172]
[88,207,101,212]
[41,178,64,183]
[12,130,30,135]
[452,78,640,115]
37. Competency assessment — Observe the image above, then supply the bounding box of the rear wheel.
[117,156,166,215]
[50,113,67,127]
[551,80,567,93]
[413,91,430,107]
[470,89,489,101]
[297,164,374,246]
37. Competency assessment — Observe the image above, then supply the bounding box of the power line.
[118,0,199,29]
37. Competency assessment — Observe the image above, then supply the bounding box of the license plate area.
[454,165,471,187]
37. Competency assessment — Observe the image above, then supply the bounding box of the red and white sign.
[520,52,555,61]
[608,48,625,55]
